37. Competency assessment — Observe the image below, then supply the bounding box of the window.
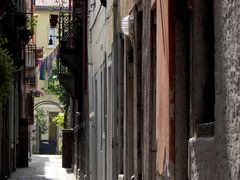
[190,0,215,137]
[48,27,56,48]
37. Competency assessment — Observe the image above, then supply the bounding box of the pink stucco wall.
[155,0,173,175]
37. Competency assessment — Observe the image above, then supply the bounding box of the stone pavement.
[8,155,76,180]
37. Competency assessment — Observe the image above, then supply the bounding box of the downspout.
[112,0,119,179]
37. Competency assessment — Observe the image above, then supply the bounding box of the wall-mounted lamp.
[121,15,134,38]
[48,35,58,45]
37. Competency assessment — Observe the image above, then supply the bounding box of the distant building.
[33,0,65,155]
[0,0,36,178]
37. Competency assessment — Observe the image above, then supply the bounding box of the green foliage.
[34,107,48,134]
[0,37,8,46]
[52,112,64,129]
[46,61,68,107]
[27,15,38,35]
[0,37,14,102]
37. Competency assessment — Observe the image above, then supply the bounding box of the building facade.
[56,0,89,179]
[0,0,37,178]
[87,0,240,180]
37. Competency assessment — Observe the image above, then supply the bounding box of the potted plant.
[27,15,38,36]
[50,14,58,28]
[18,15,38,44]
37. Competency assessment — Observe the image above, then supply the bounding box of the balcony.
[58,11,81,72]
[57,63,75,97]
[25,44,36,68]
[25,44,37,89]
[16,13,35,45]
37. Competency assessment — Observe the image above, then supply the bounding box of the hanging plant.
[26,14,38,35]
[0,47,14,102]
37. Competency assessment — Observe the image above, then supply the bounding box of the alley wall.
[189,0,240,180]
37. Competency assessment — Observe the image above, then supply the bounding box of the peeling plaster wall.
[214,0,240,179]
[189,1,240,180]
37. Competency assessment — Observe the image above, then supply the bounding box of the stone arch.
[34,101,64,112]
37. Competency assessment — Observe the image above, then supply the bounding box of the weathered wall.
[189,137,215,180]
[142,0,154,179]
[95,70,105,180]
[214,0,240,179]
[89,5,106,74]
[88,0,113,179]
[105,0,113,55]
[123,37,134,180]
[88,3,106,178]
[189,1,240,180]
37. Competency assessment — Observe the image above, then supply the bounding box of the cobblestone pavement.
[8,155,76,180]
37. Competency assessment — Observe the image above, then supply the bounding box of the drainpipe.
[112,0,119,179]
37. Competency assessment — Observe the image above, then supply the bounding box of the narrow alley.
[8,155,75,180]
[1,0,240,180]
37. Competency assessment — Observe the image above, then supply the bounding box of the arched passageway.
[34,101,64,112]
[33,101,64,155]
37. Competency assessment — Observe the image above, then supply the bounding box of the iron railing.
[59,11,74,49]
[58,9,82,50]
[25,44,36,68]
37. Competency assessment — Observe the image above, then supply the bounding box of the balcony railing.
[25,44,36,68]
[57,61,75,96]
[59,11,74,49]
[58,9,82,49]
